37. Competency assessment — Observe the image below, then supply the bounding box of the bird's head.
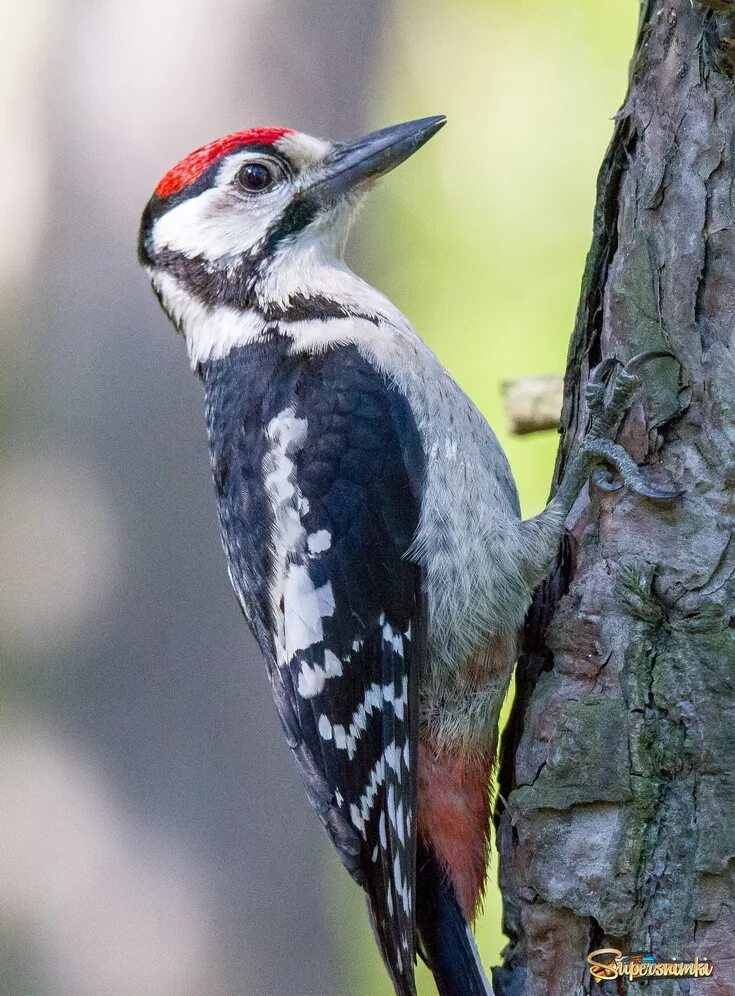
[138,117,445,351]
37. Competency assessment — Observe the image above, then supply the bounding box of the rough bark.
[495,2,735,993]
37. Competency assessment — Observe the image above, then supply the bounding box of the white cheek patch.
[151,181,286,262]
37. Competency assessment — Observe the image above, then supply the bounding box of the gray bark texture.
[495,2,735,993]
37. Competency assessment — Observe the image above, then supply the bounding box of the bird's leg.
[519,351,681,586]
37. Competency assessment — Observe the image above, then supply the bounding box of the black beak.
[312,115,446,202]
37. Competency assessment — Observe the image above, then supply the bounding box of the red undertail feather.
[155,127,294,198]
[418,734,492,921]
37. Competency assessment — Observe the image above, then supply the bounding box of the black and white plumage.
[203,337,424,991]
[138,117,530,996]
[139,117,674,996]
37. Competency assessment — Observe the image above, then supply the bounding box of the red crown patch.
[155,127,294,198]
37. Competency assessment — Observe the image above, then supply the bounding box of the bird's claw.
[623,349,675,376]
[587,356,621,392]
[585,358,621,418]
[580,350,681,502]
[591,466,623,492]
[587,349,676,442]
[633,481,684,501]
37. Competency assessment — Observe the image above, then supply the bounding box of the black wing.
[209,341,426,996]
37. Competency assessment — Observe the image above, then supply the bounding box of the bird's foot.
[519,351,681,588]
[555,351,681,515]
[579,350,681,500]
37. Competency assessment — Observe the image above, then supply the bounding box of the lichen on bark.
[495,3,735,993]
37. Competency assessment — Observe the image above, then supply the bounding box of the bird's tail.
[416,846,494,996]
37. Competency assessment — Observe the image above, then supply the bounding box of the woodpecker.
[139,117,678,996]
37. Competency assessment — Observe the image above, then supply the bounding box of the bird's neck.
[151,245,404,368]
[259,242,397,322]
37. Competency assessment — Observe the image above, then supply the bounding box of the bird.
[138,116,678,996]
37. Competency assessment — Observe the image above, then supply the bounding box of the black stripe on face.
[261,192,320,251]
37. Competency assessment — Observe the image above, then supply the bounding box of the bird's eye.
[236,161,276,193]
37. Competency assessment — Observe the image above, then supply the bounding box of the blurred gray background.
[2,3,386,994]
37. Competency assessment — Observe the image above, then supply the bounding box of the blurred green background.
[1,1,634,993]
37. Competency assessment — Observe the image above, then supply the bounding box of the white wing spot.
[263,407,311,667]
[348,748,404,840]
[296,649,343,699]
[297,661,326,699]
[307,529,332,555]
[384,742,400,773]
[328,683,389,756]
[382,675,408,721]
[324,649,343,678]
[283,568,336,659]
[350,803,365,834]
[315,581,335,617]
[382,621,404,657]
[393,857,411,915]
[267,410,308,450]
[262,412,337,669]
[387,785,397,829]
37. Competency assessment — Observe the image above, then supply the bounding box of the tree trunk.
[495,2,735,993]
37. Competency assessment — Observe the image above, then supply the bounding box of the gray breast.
[401,352,530,674]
